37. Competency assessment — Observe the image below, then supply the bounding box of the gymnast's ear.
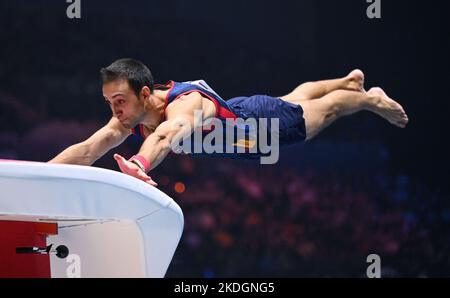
[140,86,152,101]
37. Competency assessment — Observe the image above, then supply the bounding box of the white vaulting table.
[0,160,184,277]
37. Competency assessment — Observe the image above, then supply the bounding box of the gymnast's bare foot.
[344,69,365,92]
[367,87,409,128]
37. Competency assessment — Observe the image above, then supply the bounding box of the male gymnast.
[49,58,409,186]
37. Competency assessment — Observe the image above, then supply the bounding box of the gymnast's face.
[102,80,146,129]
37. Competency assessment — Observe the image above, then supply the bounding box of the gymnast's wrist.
[129,155,151,173]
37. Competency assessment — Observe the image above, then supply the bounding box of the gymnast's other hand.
[113,153,158,186]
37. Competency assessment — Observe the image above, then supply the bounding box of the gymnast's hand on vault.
[113,154,158,186]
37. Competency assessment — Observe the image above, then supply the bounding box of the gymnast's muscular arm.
[48,117,131,165]
[141,93,203,169]
[113,92,204,185]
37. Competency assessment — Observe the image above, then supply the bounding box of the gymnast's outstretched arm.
[114,92,203,185]
[48,117,130,165]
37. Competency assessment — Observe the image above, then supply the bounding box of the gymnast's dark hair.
[100,58,154,97]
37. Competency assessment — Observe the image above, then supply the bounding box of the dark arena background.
[0,0,449,278]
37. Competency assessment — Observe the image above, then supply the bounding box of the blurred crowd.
[155,155,450,277]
